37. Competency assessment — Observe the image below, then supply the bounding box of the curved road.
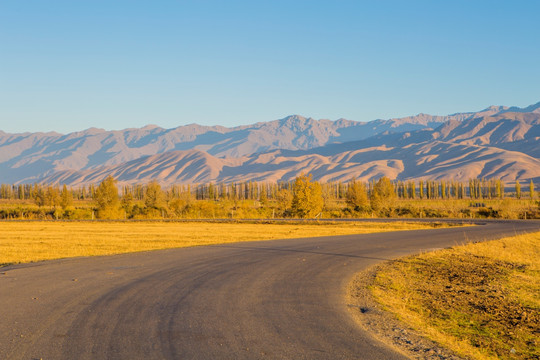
[1,220,539,359]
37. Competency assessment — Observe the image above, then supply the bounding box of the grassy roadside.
[369,232,540,360]
[0,220,450,266]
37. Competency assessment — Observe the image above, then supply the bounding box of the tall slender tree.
[60,184,73,210]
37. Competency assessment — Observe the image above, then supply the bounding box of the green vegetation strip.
[370,232,540,360]
[0,220,447,266]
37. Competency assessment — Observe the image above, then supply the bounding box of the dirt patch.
[348,233,540,360]
[347,268,465,360]
[408,254,539,354]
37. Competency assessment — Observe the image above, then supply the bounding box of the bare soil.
[347,268,465,360]
[348,250,540,359]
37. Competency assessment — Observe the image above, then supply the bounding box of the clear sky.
[1,0,539,133]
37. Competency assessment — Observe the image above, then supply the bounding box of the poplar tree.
[230,182,237,200]
[259,183,268,205]
[220,182,227,199]
[60,184,73,210]
[441,180,446,199]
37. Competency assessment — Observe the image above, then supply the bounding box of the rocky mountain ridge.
[1,102,539,185]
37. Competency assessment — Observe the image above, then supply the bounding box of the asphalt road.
[1,220,539,360]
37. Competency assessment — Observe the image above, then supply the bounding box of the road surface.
[1,220,538,359]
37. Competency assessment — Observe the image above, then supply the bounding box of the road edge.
[346,264,465,360]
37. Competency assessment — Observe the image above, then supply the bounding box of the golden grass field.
[0,220,447,266]
[371,232,540,360]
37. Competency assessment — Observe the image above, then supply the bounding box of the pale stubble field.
[0,220,445,266]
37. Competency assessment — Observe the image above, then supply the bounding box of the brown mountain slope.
[435,112,540,158]
[1,103,529,184]
[3,103,540,185]
[42,150,244,186]
[38,138,540,186]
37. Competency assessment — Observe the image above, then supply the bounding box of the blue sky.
[1,1,539,133]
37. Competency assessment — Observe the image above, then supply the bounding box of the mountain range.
[1,102,539,186]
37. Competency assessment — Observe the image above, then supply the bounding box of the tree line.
[1,177,536,202]
[0,176,537,220]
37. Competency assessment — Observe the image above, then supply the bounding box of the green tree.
[440,180,446,199]
[515,180,521,199]
[208,183,215,200]
[346,178,369,211]
[259,184,268,205]
[60,184,73,210]
[409,181,416,199]
[291,174,324,218]
[495,179,502,199]
[94,176,122,219]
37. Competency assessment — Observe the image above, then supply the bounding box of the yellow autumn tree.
[94,176,122,219]
[291,174,324,218]
[370,176,397,213]
[346,177,369,211]
[144,181,167,210]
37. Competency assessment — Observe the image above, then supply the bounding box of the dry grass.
[392,198,539,219]
[0,220,445,266]
[371,232,540,360]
